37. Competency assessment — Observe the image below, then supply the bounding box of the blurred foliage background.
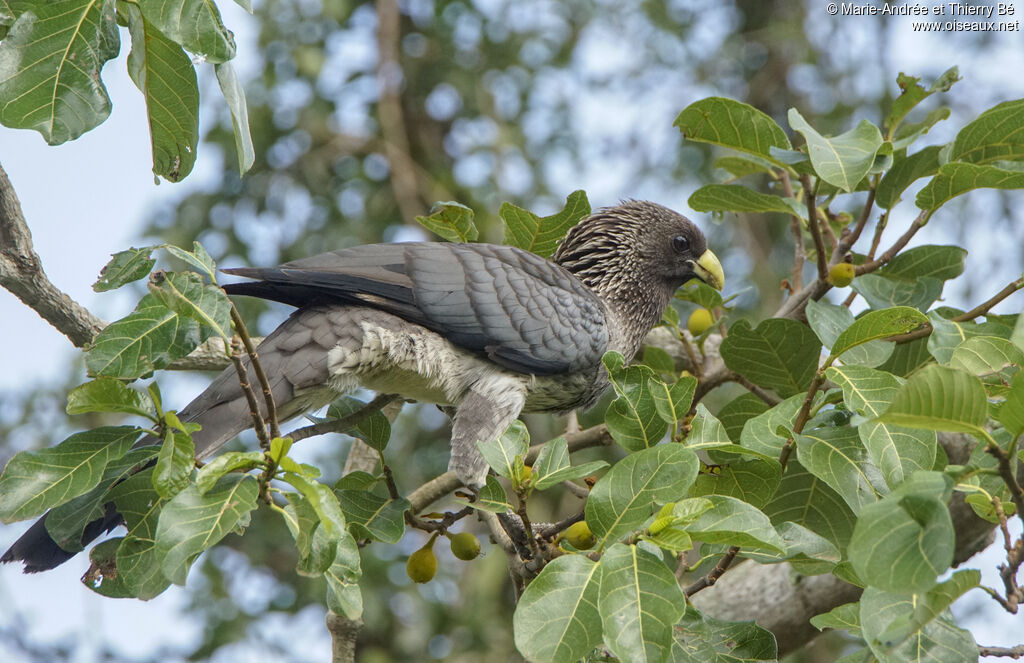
[2,0,1023,661]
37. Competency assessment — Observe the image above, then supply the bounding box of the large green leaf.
[324,530,363,618]
[998,371,1024,437]
[477,420,529,479]
[879,245,967,282]
[876,145,942,209]
[214,62,255,174]
[848,472,954,593]
[804,299,893,367]
[86,296,202,378]
[604,354,669,451]
[415,201,479,242]
[153,429,195,499]
[501,190,590,258]
[917,162,1024,212]
[327,396,392,451]
[949,336,1024,377]
[147,271,232,342]
[948,98,1024,164]
[740,521,840,575]
[688,185,804,217]
[717,393,770,443]
[830,307,928,359]
[135,0,235,62]
[93,247,157,292]
[0,426,138,523]
[788,110,884,192]
[851,274,942,312]
[513,554,602,663]
[66,377,157,420]
[670,610,778,662]
[878,365,989,438]
[108,467,171,599]
[739,393,806,457]
[874,570,980,651]
[692,455,781,510]
[531,436,609,491]
[336,490,408,544]
[810,601,861,637]
[686,494,786,553]
[720,319,821,397]
[125,5,200,182]
[586,445,699,550]
[674,97,791,166]
[155,474,259,585]
[599,544,686,663]
[763,460,856,549]
[649,375,697,426]
[0,0,119,143]
[860,587,978,663]
[796,426,886,514]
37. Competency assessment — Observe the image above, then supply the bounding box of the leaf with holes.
[415,201,478,242]
[501,190,590,258]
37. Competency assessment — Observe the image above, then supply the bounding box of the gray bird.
[3,200,723,572]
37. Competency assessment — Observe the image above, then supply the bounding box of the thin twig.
[986,444,1024,530]
[799,173,828,280]
[836,183,876,258]
[779,371,826,470]
[780,170,805,292]
[230,306,280,439]
[857,210,926,274]
[866,209,890,260]
[536,511,585,540]
[732,373,782,406]
[954,278,1024,322]
[684,545,740,596]
[979,644,1024,658]
[230,343,270,450]
[287,394,400,442]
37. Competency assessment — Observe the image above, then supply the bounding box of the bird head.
[553,200,724,297]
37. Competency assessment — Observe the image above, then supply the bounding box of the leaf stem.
[230,306,280,439]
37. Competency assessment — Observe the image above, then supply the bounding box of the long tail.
[2,308,339,572]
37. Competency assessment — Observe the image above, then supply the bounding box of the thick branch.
[326,612,363,663]
[0,160,105,346]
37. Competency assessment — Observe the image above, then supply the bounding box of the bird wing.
[222,242,609,375]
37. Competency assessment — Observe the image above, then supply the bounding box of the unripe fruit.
[448,532,482,561]
[687,308,714,336]
[406,543,438,583]
[564,521,596,550]
[828,263,856,287]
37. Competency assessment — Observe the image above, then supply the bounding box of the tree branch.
[799,173,828,280]
[979,644,1024,659]
[287,394,400,442]
[326,611,363,663]
[0,160,106,347]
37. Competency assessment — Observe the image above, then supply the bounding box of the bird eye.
[672,235,690,253]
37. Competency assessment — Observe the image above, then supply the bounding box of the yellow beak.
[692,249,725,291]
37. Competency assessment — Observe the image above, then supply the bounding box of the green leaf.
[714,155,775,180]
[997,371,1024,437]
[688,184,805,217]
[717,393,770,443]
[670,609,778,662]
[66,378,157,421]
[153,428,194,499]
[830,307,928,359]
[195,450,263,494]
[0,426,138,523]
[686,404,733,452]
[155,474,258,585]
[324,530,363,618]
[879,245,967,282]
[763,460,856,549]
[926,311,980,364]
[415,201,479,242]
[45,446,160,552]
[795,426,886,513]
[649,375,697,425]
[675,97,791,166]
[788,110,884,192]
[86,297,201,379]
[280,473,346,540]
[327,396,392,451]
[848,473,954,593]
[675,280,725,311]
[851,274,942,312]
[125,5,199,182]
[83,538,133,598]
[603,356,669,452]
[458,475,512,513]
[477,420,529,479]
[135,0,235,62]
[892,107,951,152]
[513,554,602,663]
[804,299,893,367]
[163,242,218,281]
[721,319,821,397]
[884,68,958,134]
[598,543,686,663]
[214,62,255,174]
[691,453,781,509]
[860,587,978,663]
[739,393,806,457]
[811,601,862,637]
[93,248,157,292]
[108,467,171,599]
[741,521,840,575]
[878,365,989,438]
[0,0,119,144]
[948,98,1024,164]
[280,492,326,573]
[876,145,942,209]
[878,336,932,377]
[336,490,409,543]
[532,437,608,491]
[586,444,699,550]
[686,494,786,553]
[949,336,1024,377]
[501,190,590,258]
[875,569,979,650]
[147,271,232,342]
[917,162,1024,213]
